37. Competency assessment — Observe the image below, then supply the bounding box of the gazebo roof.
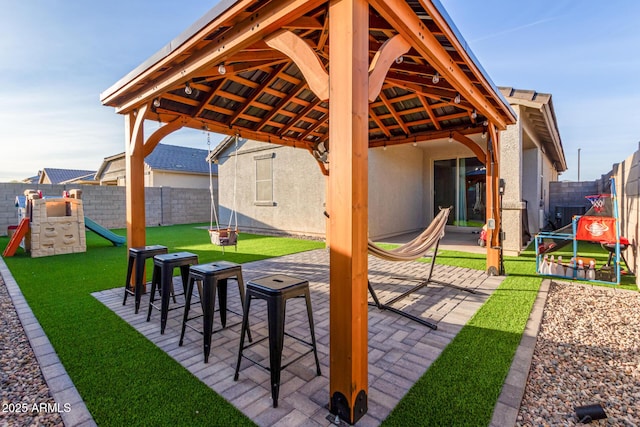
[101,0,515,151]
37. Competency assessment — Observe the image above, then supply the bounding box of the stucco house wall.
[145,169,211,190]
[215,139,434,239]
[368,146,426,239]
[216,140,326,237]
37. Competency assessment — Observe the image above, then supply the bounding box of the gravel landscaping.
[517,281,640,426]
[0,276,63,427]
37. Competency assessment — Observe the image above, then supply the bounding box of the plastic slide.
[3,218,29,257]
[84,216,126,246]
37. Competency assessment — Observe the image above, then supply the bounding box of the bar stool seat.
[234,274,321,408]
[123,245,168,313]
[180,261,252,362]
[147,252,198,334]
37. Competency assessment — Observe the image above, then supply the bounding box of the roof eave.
[100,0,242,105]
[428,0,516,126]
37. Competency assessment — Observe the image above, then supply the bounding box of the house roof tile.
[41,168,97,184]
[145,143,214,174]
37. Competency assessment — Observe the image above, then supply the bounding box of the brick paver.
[94,248,502,426]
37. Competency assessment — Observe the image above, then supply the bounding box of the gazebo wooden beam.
[266,30,329,100]
[369,0,509,129]
[451,131,486,164]
[328,0,369,423]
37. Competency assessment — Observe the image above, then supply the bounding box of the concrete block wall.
[549,181,598,227]
[0,183,215,236]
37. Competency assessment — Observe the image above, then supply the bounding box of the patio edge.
[0,256,96,427]
[489,278,551,427]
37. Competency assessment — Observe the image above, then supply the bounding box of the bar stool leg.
[235,272,252,342]
[217,278,228,328]
[123,254,135,306]
[133,255,146,314]
[160,266,173,334]
[179,275,196,346]
[146,265,160,322]
[202,277,218,363]
[267,297,286,408]
[234,295,253,381]
[304,288,322,376]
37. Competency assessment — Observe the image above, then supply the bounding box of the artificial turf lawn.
[2,224,323,426]
[2,227,636,426]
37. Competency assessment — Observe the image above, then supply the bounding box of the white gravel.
[0,276,63,427]
[517,281,640,426]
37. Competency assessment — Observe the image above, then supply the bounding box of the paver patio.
[94,248,503,426]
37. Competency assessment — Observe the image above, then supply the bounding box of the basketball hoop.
[585,194,609,213]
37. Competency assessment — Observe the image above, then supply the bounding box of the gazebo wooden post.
[125,107,148,258]
[485,126,501,274]
[328,0,369,423]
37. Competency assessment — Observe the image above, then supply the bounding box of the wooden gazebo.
[101,0,515,423]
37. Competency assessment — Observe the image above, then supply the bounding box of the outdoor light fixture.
[412,141,417,147]
[432,72,440,84]
[153,98,161,108]
[471,109,477,119]
[184,82,193,95]
[448,132,453,143]
[481,130,487,139]
[395,56,404,64]
[499,179,505,195]
[218,63,227,75]
[383,144,387,151]
[575,404,607,423]
[454,93,461,104]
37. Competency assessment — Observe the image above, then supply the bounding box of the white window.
[255,153,274,205]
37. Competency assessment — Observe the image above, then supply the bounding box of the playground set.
[3,189,125,258]
[535,178,631,285]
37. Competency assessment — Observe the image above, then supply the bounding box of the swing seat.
[209,229,238,246]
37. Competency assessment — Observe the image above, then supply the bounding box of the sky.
[1,0,639,183]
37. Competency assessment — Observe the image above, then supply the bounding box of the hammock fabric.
[367,207,450,261]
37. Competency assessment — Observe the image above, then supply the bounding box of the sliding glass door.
[433,157,485,227]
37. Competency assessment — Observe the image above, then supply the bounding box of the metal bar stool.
[147,252,198,334]
[123,245,168,313]
[234,274,321,408]
[179,261,252,362]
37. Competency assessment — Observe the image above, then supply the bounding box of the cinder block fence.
[0,183,213,236]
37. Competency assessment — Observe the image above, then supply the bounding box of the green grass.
[2,226,636,426]
[2,224,323,426]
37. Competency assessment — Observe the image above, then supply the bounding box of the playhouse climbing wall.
[28,194,86,258]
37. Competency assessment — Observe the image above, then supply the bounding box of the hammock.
[367,206,450,262]
[367,206,474,330]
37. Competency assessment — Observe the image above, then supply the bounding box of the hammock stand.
[367,206,474,330]
[208,133,239,253]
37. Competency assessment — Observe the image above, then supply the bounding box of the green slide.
[84,216,126,246]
